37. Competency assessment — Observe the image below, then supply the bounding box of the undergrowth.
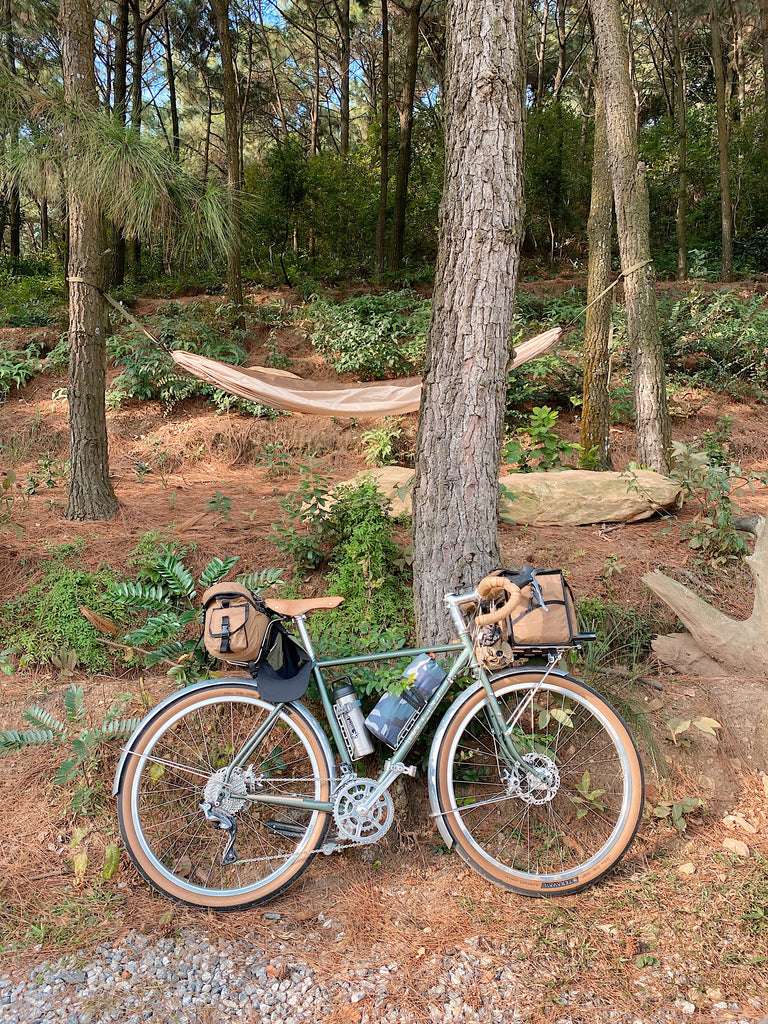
[306,290,429,379]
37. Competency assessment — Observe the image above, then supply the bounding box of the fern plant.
[0,685,141,814]
[110,549,284,684]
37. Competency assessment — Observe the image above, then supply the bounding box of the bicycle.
[114,566,644,910]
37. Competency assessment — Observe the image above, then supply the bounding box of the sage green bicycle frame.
[224,590,554,815]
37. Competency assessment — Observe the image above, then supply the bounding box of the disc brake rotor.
[503,752,560,806]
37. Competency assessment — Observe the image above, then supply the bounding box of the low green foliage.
[105,301,277,416]
[0,257,65,327]
[0,469,26,538]
[648,795,704,832]
[503,405,582,472]
[660,289,768,399]
[306,290,429,379]
[0,341,45,402]
[361,419,408,467]
[0,550,123,670]
[577,596,665,670]
[669,416,765,567]
[110,547,284,684]
[0,684,141,814]
[272,474,414,694]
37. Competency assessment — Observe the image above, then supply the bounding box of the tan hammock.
[171,326,563,417]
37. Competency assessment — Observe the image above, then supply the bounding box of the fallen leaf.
[723,837,750,858]
[733,814,757,835]
[678,862,696,875]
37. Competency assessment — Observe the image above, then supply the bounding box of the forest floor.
[0,279,766,1022]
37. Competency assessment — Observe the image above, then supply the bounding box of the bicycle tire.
[117,682,333,910]
[431,670,643,895]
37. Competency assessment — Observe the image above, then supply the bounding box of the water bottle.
[365,654,447,749]
[332,681,375,760]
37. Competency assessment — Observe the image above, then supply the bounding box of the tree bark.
[389,0,421,274]
[337,0,350,154]
[763,0,768,172]
[110,0,129,287]
[162,7,180,161]
[211,0,244,310]
[589,0,671,475]
[580,84,613,471]
[673,10,687,280]
[412,0,525,642]
[375,0,390,281]
[1,0,20,264]
[710,0,733,282]
[60,0,119,521]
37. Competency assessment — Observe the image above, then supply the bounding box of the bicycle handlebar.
[474,576,523,627]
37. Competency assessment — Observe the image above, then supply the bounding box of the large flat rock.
[338,467,681,525]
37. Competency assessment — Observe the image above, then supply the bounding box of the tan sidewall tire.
[434,671,644,895]
[117,684,332,910]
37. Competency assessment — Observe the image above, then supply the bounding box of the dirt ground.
[0,282,767,1020]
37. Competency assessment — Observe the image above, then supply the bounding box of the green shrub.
[106,301,278,416]
[0,342,45,402]
[503,405,582,471]
[306,290,429,379]
[0,554,124,670]
[109,547,284,684]
[0,258,65,328]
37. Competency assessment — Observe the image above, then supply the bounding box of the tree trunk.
[162,8,180,162]
[644,516,768,677]
[763,0,768,172]
[1,0,20,264]
[412,0,525,643]
[375,0,390,281]
[589,0,671,475]
[389,0,421,273]
[211,0,244,310]
[710,0,733,283]
[109,0,129,287]
[674,10,687,280]
[60,0,119,521]
[535,0,549,107]
[338,0,350,154]
[580,85,613,471]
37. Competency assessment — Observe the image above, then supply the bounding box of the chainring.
[333,777,395,844]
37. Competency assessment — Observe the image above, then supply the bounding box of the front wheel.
[117,683,333,910]
[431,671,644,895]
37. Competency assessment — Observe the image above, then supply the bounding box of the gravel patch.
[1,928,764,1024]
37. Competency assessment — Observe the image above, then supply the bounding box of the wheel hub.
[503,752,560,805]
[203,766,258,814]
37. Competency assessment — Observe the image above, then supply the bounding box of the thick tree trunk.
[710,0,733,283]
[389,0,421,273]
[375,0,390,281]
[412,0,525,642]
[211,0,244,310]
[580,85,614,471]
[763,0,768,172]
[589,0,671,475]
[644,516,768,677]
[60,0,119,521]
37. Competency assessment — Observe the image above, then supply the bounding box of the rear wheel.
[433,671,643,895]
[117,683,332,910]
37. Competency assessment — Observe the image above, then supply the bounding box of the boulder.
[337,467,681,526]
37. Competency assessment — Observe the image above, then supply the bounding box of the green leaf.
[63,685,86,725]
[692,716,721,737]
[54,756,79,785]
[102,842,120,880]
[22,706,69,739]
[199,556,239,589]
[155,554,196,600]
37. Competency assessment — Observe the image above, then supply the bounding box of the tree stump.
[643,514,768,677]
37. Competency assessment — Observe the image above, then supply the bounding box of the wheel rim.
[441,680,637,885]
[126,694,328,900]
